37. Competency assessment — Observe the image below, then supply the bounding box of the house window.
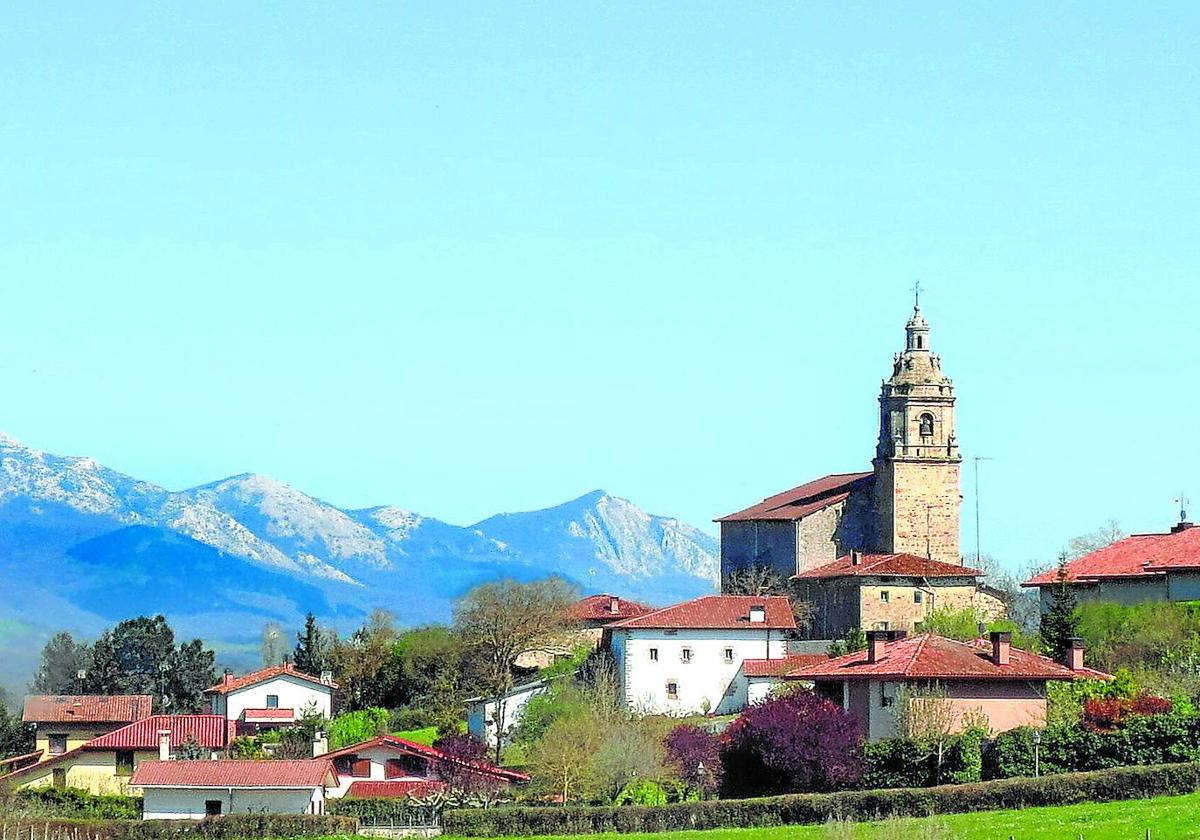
[266,694,279,709]
[919,413,934,438]
[914,591,924,604]
[351,758,372,777]
[116,751,135,777]
[649,648,658,662]
[723,647,734,663]
[387,755,428,778]
[205,800,223,816]
[681,647,693,663]
[880,591,890,603]
[53,768,66,789]
[48,734,67,755]
[880,683,895,707]
[665,681,679,699]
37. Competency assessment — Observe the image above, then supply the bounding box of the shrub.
[0,815,358,839]
[5,786,142,819]
[1083,693,1174,731]
[329,707,390,749]
[664,724,722,796]
[444,761,1200,836]
[720,688,863,796]
[861,730,982,790]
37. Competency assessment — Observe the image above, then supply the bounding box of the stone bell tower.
[872,296,962,564]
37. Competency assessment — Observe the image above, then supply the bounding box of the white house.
[204,663,336,734]
[321,734,528,799]
[605,595,797,715]
[466,678,549,749]
[131,759,337,819]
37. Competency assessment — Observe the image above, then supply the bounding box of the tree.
[1066,519,1126,561]
[720,688,863,796]
[1041,557,1081,662]
[0,688,34,761]
[328,708,390,749]
[332,609,397,710]
[30,632,91,694]
[433,732,505,797]
[664,724,722,797]
[453,576,579,763]
[294,612,333,675]
[827,627,867,657]
[528,708,602,804]
[165,639,217,713]
[85,615,215,712]
[724,566,814,628]
[175,733,206,760]
[261,622,288,667]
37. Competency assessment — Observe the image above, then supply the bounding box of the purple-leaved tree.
[664,723,722,797]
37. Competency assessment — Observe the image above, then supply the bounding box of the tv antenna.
[974,456,994,565]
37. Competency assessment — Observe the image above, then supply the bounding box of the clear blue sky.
[1,4,1197,572]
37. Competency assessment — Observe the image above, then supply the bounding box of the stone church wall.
[878,460,961,565]
[719,520,797,582]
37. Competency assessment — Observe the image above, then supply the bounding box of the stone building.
[718,300,963,581]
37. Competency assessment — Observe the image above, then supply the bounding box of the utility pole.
[974,456,994,565]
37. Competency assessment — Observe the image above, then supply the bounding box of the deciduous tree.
[30,632,91,694]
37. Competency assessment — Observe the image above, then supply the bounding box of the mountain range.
[0,433,718,688]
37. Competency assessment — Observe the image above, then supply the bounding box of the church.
[718,299,964,583]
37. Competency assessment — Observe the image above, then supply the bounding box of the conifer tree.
[1041,554,1080,661]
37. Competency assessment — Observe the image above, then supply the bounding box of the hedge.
[443,761,1200,836]
[0,814,359,840]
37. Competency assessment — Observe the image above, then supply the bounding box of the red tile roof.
[22,695,153,724]
[1023,526,1200,587]
[86,715,233,750]
[205,662,337,695]
[605,595,797,630]
[742,654,827,677]
[795,553,983,580]
[324,735,529,783]
[788,634,1109,681]
[0,751,42,773]
[131,759,336,788]
[570,594,653,623]
[346,780,448,799]
[716,472,873,522]
[242,708,296,722]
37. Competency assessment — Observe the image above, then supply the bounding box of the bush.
[0,815,358,839]
[860,730,982,790]
[664,724,722,796]
[7,787,142,819]
[329,707,390,749]
[444,761,1200,836]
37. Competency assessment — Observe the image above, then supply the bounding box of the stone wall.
[719,520,797,583]
[875,459,961,565]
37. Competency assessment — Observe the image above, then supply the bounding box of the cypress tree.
[1041,555,1080,661]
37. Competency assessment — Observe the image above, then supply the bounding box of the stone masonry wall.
[879,460,961,565]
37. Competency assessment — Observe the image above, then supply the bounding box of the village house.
[793,551,1004,639]
[515,593,653,669]
[204,662,336,734]
[466,677,550,749]
[606,595,796,715]
[22,694,153,765]
[320,733,527,799]
[0,714,232,795]
[786,630,1109,741]
[131,759,337,819]
[1023,518,1200,607]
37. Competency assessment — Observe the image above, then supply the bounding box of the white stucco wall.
[213,675,333,722]
[466,681,548,747]
[612,628,787,715]
[327,743,438,798]
[141,786,324,819]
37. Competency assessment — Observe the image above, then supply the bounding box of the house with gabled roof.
[785,630,1109,741]
[204,662,336,734]
[1,714,232,795]
[22,694,153,765]
[606,595,796,715]
[132,759,338,819]
[793,551,1004,639]
[1022,519,1200,608]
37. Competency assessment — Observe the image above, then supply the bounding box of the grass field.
[442,790,1200,840]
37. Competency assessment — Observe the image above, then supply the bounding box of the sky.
[0,3,1197,573]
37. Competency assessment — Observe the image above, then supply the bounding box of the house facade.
[1023,520,1200,608]
[793,552,1005,639]
[131,760,337,819]
[787,631,1108,741]
[466,678,550,749]
[606,596,796,715]
[22,695,153,764]
[321,734,528,799]
[204,662,336,733]
[718,301,963,582]
[1,715,231,795]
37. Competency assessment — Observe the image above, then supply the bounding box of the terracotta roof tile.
[86,715,232,750]
[605,595,796,630]
[570,594,653,623]
[1023,526,1200,587]
[323,735,529,783]
[795,553,983,580]
[22,695,153,724]
[742,654,826,677]
[716,472,874,522]
[787,634,1110,681]
[205,662,337,695]
[346,780,447,799]
[131,759,335,788]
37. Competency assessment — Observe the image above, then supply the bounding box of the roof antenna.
[1177,492,1190,524]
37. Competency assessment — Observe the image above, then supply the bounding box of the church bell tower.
[872,294,962,564]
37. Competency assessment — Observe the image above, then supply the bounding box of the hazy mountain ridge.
[0,434,718,685]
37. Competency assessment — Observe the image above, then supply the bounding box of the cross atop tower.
[911,280,922,310]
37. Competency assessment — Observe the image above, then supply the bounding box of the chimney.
[312,731,328,758]
[223,668,233,687]
[609,596,620,615]
[320,670,334,686]
[866,631,888,664]
[1065,637,1086,671]
[850,549,863,566]
[158,729,172,761]
[990,631,1012,667]
[748,605,766,623]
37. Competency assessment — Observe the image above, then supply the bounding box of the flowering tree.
[720,688,863,796]
[664,724,722,797]
[433,732,504,796]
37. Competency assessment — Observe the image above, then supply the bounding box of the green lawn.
[393,725,439,745]
[443,790,1200,839]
